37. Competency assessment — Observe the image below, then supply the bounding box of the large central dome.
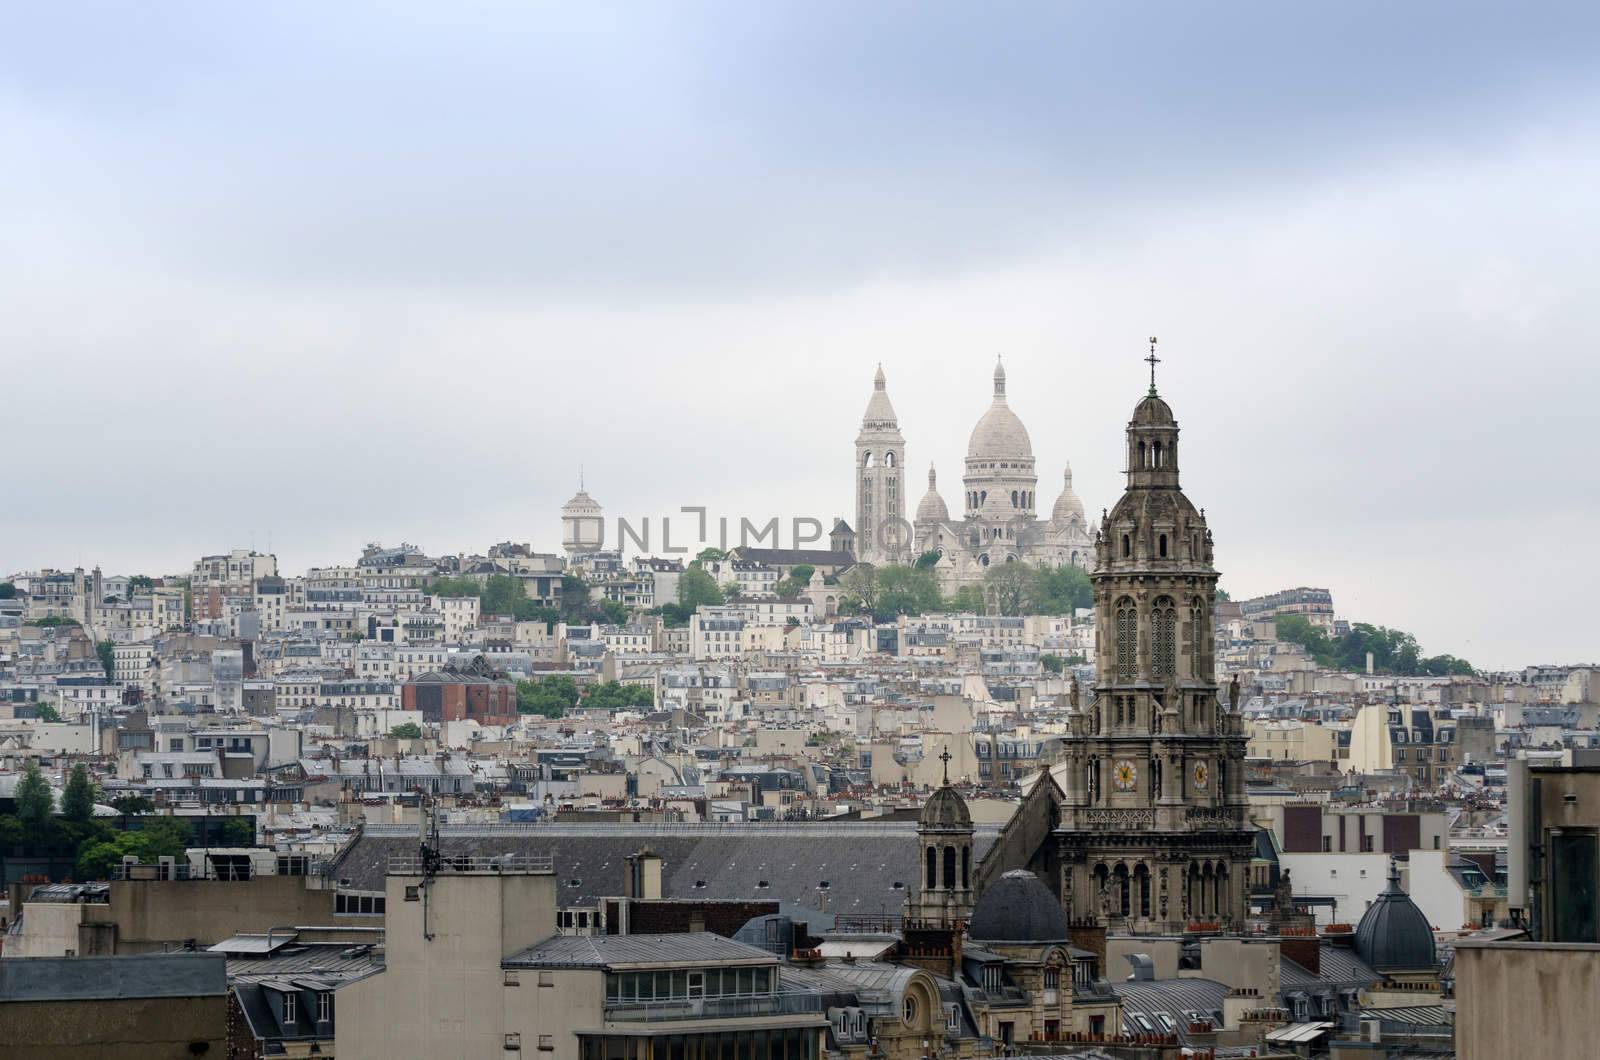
[967,358,1033,462]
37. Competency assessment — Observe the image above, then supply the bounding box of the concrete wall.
[1454,940,1600,1060]
[0,996,225,1059]
[338,869,557,1060]
[107,874,338,953]
[1278,852,1390,925]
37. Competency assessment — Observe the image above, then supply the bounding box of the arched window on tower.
[1153,597,1177,678]
[1121,534,1131,559]
[1152,441,1163,468]
[885,451,897,468]
[1137,441,1147,469]
[1011,490,1019,508]
[943,847,957,890]
[1190,596,1207,674]
[979,490,987,506]
[962,847,971,889]
[1159,533,1168,558]
[926,846,938,890]
[1115,598,1137,681]
[863,451,875,468]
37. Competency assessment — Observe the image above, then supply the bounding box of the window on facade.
[1152,598,1176,678]
[318,992,332,1023]
[1551,831,1599,943]
[1116,600,1137,681]
[283,992,297,1024]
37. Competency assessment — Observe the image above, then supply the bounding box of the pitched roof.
[334,822,998,912]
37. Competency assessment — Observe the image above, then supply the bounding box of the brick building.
[401,655,518,726]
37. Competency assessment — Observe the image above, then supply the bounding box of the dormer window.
[283,992,297,1024]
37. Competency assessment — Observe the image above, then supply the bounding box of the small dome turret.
[916,465,950,525]
[1354,862,1437,973]
[967,870,1070,944]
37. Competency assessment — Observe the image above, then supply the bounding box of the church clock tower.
[1053,341,1252,932]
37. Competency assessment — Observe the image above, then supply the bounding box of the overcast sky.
[4,2,1598,669]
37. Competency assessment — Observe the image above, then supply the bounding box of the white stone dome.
[1051,465,1085,527]
[967,357,1033,462]
[916,465,950,524]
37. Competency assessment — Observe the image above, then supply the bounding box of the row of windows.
[334,892,386,916]
[605,967,775,1003]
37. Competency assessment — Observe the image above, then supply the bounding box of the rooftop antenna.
[1145,336,1161,396]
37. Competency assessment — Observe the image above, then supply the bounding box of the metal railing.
[386,853,554,874]
[604,992,823,1023]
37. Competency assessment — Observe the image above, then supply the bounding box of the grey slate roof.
[1113,976,1230,1044]
[0,953,227,1002]
[333,823,999,913]
[505,932,777,969]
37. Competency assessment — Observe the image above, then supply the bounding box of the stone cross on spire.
[1145,336,1160,396]
[940,745,952,785]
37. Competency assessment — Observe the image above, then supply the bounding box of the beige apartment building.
[337,856,827,1060]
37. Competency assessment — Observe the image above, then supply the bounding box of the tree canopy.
[96,640,116,681]
[677,567,724,611]
[582,681,654,711]
[1273,614,1474,676]
[0,582,14,599]
[516,675,581,718]
[15,764,54,833]
[62,764,96,823]
[389,722,423,739]
[34,703,61,723]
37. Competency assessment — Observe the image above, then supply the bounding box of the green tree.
[982,562,1033,616]
[646,603,693,628]
[678,567,724,611]
[111,794,156,816]
[694,547,726,563]
[1030,565,1092,614]
[480,574,528,617]
[789,564,815,584]
[96,640,116,680]
[29,615,79,628]
[838,564,879,613]
[128,575,156,594]
[62,764,96,824]
[914,551,941,570]
[597,599,629,626]
[0,581,15,598]
[771,576,806,597]
[425,575,483,598]
[560,575,594,621]
[389,722,423,739]
[1214,587,1231,603]
[1041,653,1066,674]
[874,565,943,620]
[944,585,986,613]
[582,681,655,711]
[33,703,61,722]
[218,817,256,846]
[516,675,581,718]
[15,763,55,838]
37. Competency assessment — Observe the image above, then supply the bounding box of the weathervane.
[1145,336,1161,396]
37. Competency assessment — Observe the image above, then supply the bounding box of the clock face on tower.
[1192,762,1209,790]
[1113,759,1138,792]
